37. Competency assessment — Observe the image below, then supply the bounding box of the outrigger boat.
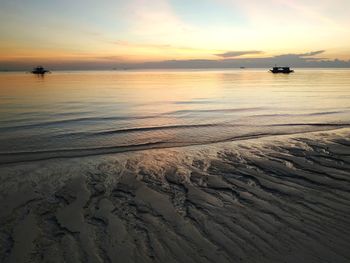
[31,66,50,74]
[270,66,294,74]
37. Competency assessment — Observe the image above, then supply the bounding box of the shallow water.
[0,69,350,164]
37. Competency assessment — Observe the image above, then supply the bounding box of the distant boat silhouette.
[270,66,294,74]
[31,66,50,74]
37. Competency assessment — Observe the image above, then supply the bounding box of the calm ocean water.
[1,69,350,163]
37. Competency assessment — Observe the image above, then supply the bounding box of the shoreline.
[1,126,349,166]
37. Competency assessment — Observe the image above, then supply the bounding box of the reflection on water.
[0,69,350,163]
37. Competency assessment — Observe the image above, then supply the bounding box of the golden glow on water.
[0,69,350,156]
[1,69,350,114]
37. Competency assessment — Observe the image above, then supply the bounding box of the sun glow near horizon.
[1,0,350,69]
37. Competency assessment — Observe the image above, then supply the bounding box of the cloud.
[124,0,193,40]
[297,50,325,57]
[216,50,263,58]
[2,50,350,70]
[97,56,125,61]
[273,50,326,62]
[113,50,350,69]
[112,40,171,49]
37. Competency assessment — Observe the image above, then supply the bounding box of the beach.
[1,128,350,262]
[1,69,350,262]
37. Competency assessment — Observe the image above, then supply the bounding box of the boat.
[270,66,294,74]
[31,66,50,74]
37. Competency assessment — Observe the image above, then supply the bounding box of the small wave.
[0,141,167,165]
[174,100,214,105]
[269,123,350,127]
[0,107,272,132]
[75,122,350,137]
[167,107,265,115]
[0,115,163,131]
[248,110,350,118]
[309,110,349,116]
[1,127,347,165]
[93,123,219,136]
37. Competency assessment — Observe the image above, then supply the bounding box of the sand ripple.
[1,129,350,262]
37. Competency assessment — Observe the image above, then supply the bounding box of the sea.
[1,68,349,164]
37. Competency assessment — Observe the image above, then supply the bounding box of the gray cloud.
[120,50,350,69]
[1,50,350,70]
[297,50,325,57]
[216,50,263,58]
[97,56,125,61]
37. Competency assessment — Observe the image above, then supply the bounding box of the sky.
[1,0,350,69]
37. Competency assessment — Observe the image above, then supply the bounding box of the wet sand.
[1,129,350,263]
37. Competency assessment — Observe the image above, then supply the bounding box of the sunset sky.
[1,0,350,69]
